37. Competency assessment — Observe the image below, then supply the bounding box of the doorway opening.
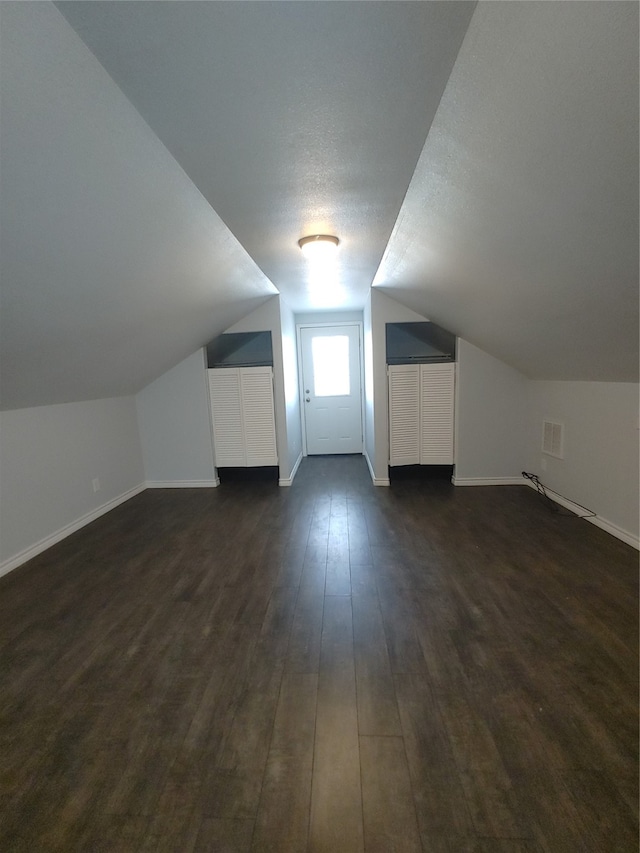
[297,323,364,456]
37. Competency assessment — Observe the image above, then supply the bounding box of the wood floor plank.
[325,559,351,595]
[377,583,430,674]
[0,456,636,852]
[438,688,530,839]
[519,769,639,853]
[104,703,192,817]
[352,592,402,736]
[394,671,473,837]
[80,815,152,853]
[138,810,202,852]
[327,515,350,565]
[299,552,327,594]
[285,586,324,674]
[309,595,364,853]
[251,673,318,852]
[349,561,378,596]
[347,500,372,567]
[360,735,422,853]
[195,818,255,852]
[202,590,297,819]
[420,840,541,853]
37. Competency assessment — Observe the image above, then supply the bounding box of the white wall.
[0,3,275,411]
[134,296,303,488]
[279,299,303,481]
[454,339,529,484]
[0,397,144,574]
[527,381,639,545]
[135,349,216,486]
[295,311,364,326]
[363,293,375,473]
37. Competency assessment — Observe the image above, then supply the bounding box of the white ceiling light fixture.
[298,234,340,261]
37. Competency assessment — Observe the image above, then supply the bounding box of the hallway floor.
[0,456,637,851]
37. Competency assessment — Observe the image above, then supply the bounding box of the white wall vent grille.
[542,420,564,459]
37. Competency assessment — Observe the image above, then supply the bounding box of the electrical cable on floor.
[522,471,597,519]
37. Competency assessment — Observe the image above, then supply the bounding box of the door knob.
[305,397,310,402]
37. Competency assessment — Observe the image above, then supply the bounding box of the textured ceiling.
[0,1,637,410]
[374,1,639,381]
[54,0,475,313]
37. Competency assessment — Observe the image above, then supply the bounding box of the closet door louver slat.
[388,365,420,466]
[388,362,455,467]
[240,367,278,466]
[419,363,455,465]
[208,366,277,468]
[208,368,246,467]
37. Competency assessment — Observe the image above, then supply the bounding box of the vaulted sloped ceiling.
[0,1,278,410]
[0,1,637,410]
[374,1,639,381]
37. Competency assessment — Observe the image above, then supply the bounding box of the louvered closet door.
[208,369,246,466]
[240,367,278,466]
[420,363,455,464]
[388,365,420,466]
[208,367,278,468]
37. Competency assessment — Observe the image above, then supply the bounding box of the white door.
[300,325,363,455]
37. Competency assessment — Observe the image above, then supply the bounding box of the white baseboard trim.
[522,479,639,550]
[0,483,147,579]
[364,450,390,487]
[587,515,639,551]
[145,479,219,488]
[452,476,527,487]
[279,452,303,487]
[451,476,639,549]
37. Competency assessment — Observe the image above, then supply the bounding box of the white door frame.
[296,321,365,457]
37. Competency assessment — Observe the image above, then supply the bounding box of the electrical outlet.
[92,478,100,493]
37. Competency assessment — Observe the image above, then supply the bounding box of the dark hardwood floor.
[1,456,637,852]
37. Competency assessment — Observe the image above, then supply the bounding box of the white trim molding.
[586,516,639,551]
[522,479,640,550]
[146,479,219,488]
[0,483,146,579]
[364,449,390,486]
[452,475,638,549]
[279,451,303,487]
[296,320,365,459]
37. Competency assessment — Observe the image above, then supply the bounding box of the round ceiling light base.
[298,234,340,259]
